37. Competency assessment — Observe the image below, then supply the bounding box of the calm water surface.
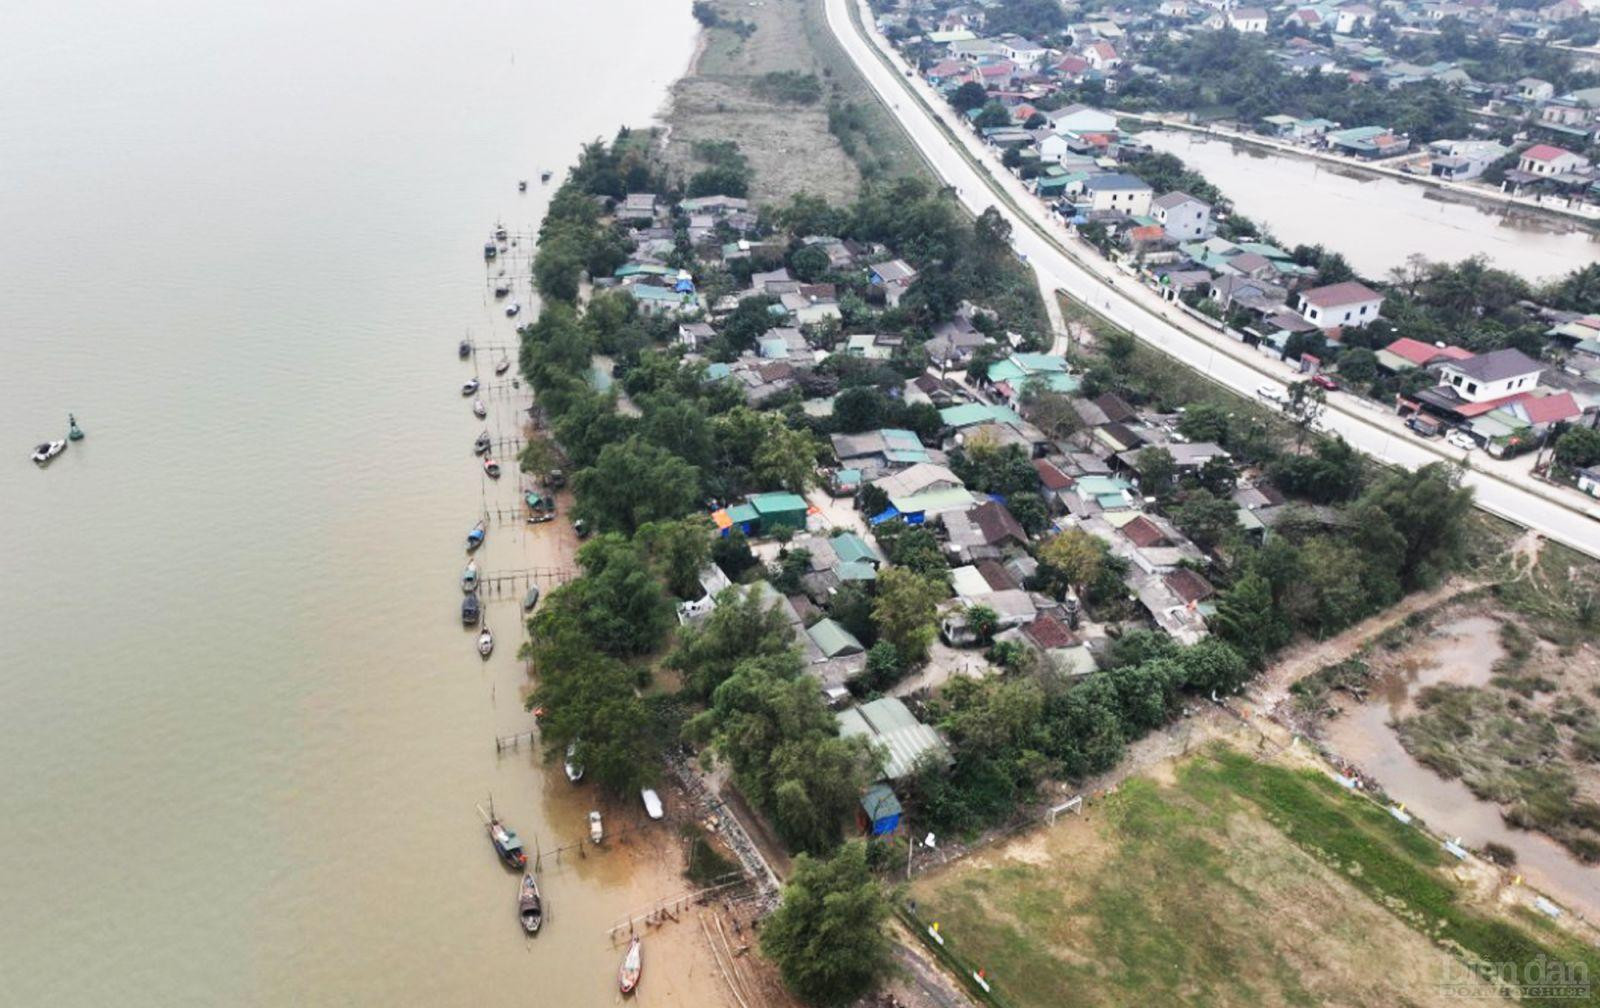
[0,2,695,1004]
[1144,131,1600,282]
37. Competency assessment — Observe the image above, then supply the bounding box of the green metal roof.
[749,492,808,515]
[939,402,1022,428]
[830,532,877,565]
[725,503,759,524]
[836,697,952,781]
[890,487,975,514]
[807,617,864,658]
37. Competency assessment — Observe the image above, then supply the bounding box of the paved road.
[824,0,1600,559]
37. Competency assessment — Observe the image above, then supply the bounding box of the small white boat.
[30,440,66,466]
[588,810,603,844]
[472,399,487,419]
[495,357,511,376]
[505,302,521,318]
[478,627,494,659]
[483,457,501,479]
[462,559,478,593]
[640,789,664,821]
[564,742,583,783]
[461,378,479,396]
[618,937,641,995]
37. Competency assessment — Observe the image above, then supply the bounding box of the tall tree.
[1210,572,1286,669]
[872,567,945,663]
[1037,528,1105,597]
[668,585,797,697]
[761,842,893,1007]
[574,437,701,535]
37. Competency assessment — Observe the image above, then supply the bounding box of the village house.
[868,259,918,307]
[1295,280,1383,328]
[1079,173,1155,215]
[1435,348,1544,403]
[1150,191,1212,241]
[1517,143,1590,177]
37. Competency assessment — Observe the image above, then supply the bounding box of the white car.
[1446,430,1476,451]
[1255,384,1285,405]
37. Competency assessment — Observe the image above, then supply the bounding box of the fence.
[898,903,1020,1008]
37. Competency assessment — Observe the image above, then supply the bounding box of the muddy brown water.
[1321,616,1600,918]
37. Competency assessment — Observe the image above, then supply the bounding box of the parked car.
[1446,430,1476,451]
[1311,374,1340,391]
[1256,384,1285,405]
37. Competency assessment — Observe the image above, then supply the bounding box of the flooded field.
[1321,613,1600,918]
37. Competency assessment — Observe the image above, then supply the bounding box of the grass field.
[911,743,1600,1008]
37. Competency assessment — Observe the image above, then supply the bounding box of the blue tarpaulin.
[868,507,901,525]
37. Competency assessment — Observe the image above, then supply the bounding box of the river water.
[1142,131,1600,283]
[0,2,701,1005]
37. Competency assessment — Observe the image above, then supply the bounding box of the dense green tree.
[791,244,832,283]
[636,516,714,600]
[1350,462,1473,590]
[574,437,701,535]
[1037,527,1105,598]
[862,640,902,691]
[1210,572,1287,669]
[1269,436,1364,504]
[551,534,672,655]
[1135,446,1177,499]
[761,842,893,1007]
[1007,491,1050,536]
[949,81,988,111]
[668,584,797,697]
[1554,427,1600,471]
[872,567,944,663]
[1177,402,1231,443]
[1171,489,1239,551]
[833,386,889,433]
[1178,638,1251,696]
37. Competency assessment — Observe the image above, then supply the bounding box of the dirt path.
[1249,576,1484,714]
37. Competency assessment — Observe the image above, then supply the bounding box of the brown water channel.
[1321,616,1600,918]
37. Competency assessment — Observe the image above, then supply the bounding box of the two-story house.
[1435,349,1543,403]
[1295,281,1383,328]
[1080,174,1154,215]
[1150,191,1212,241]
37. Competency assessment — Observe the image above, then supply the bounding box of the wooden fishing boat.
[563,743,583,784]
[588,810,603,844]
[523,586,541,612]
[473,430,492,455]
[466,519,485,552]
[472,399,487,419]
[67,414,84,441]
[618,937,642,995]
[495,357,511,376]
[459,338,472,359]
[477,627,494,659]
[483,457,501,479]
[461,378,479,396]
[518,873,543,934]
[462,592,481,626]
[461,559,478,593]
[518,179,528,193]
[487,817,526,869]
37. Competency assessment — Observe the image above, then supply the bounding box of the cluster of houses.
[880,0,1600,212]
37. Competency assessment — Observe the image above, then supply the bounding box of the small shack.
[859,783,903,836]
[748,492,809,534]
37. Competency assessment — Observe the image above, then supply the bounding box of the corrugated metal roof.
[837,698,952,781]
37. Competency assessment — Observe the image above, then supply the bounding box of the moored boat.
[477,627,494,659]
[488,817,526,869]
[462,559,478,593]
[564,743,584,783]
[641,789,664,821]
[518,179,528,193]
[462,592,481,626]
[483,457,501,479]
[505,302,521,318]
[466,519,486,552]
[483,242,497,260]
[540,170,553,183]
[494,224,508,243]
[493,283,510,299]
[588,810,604,844]
[30,440,66,466]
[461,378,479,396]
[518,873,543,934]
[495,357,511,376]
[67,414,84,441]
[618,937,642,995]
[459,338,473,359]
[474,430,492,455]
[523,586,541,612]
[472,399,487,419]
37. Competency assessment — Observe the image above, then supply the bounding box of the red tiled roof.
[971,500,1027,544]
[1129,225,1166,242]
[1382,337,1472,366]
[975,559,1019,591]
[1121,514,1169,549]
[1515,391,1580,424]
[1163,567,1215,604]
[1023,614,1080,650]
[1033,459,1073,490]
[1053,56,1089,74]
[1522,143,1575,163]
